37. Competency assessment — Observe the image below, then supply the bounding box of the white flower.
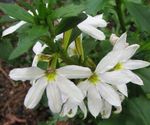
[110,33,150,85]
[9,65,91,113]
[32,42,48,67]
[54,33,63,42]
[77,14,107,40]
[78,50,132,118]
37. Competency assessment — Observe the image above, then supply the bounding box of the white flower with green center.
[9,65,92,114]
[32,42,48,67]
[77,14,107,40]
[109,33,150,85]
[78,50,132,118]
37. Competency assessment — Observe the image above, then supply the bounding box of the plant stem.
[115,0,126,32]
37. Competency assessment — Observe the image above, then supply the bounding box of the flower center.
[88,73,100,85]
[45,69,56,81]
[113,63,123,71]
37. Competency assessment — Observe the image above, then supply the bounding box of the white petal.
[57,65,92,79]
[113,32,127,50]
[87,85,102,118]
[24,77,47,109]
[77,23,106,40]
[101,100,112,119]
[79,102,87,119]
[109,34,119,45]
[46,82,62,113]
[54,33,63,42]
[116,84,128,96]
[101,71,130,85]
[9,67,45,81]
[67,41,76,57]
[120,44,140,62]
[95,51,122,73]
[33,41,47,55]
[114,106,122,114]
[85,14,107,28]
[61,100,78,118]
[32,56,39,67]
[97,83,121,106]
[56,75,84,103]
[124,60,150,70]
[2,21,26,37]
[78,80,91,97]
[123,70,143,85]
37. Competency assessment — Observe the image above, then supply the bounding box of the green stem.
[115,0,126,32]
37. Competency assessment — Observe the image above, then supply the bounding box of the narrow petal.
[54,33,63,42]
[95,51,122,73]
[32,56,39,67]
[113,32,127,50]
[78,80,91,97]
[79,102,87,119]
[114,106,122,114]
[46,82,62,113]
[56,75,84,103]
[2,21,26,37]
[77,24,106,40]
[33,41,47,55]
[61,100,78,118]
[101,71,130,85]
[9,67,45,81]
[120,44,140,62]
[97,83,121,106]
[116,84,128,96]
[101,100,112,119]
[57,65,92,79]
[87,85,102,118]
[85,14,107,28]
[24,77,47,109]
[123,70,143,85]
[124,60,150,70]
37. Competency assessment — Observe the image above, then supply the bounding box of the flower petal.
[57,65,92,79]
[113,32,128,50]
[101,71,130,85]
[9,67,45,81]
[120,44,139,62]
[78,80,91,97]
[79,101,87,119]
[123,70,143,85]
[87,85,102,118]
[114,106,122,114]
[97,83,121,106]
[116,84,128,96]
[124,60,150,70]
[101,100,112,119]
[56,75,84,103]
[46,82,62,113]
[95,51,122,73]
[85,14,107,28]
[24,77,47,109]
[77,23,106,40]
[2,21,26,37]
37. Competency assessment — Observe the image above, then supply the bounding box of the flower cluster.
[5,13,150,119]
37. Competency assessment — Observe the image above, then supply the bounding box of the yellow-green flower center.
[113,63,123,71]
[88,73,100,85]
[45,69,56,81]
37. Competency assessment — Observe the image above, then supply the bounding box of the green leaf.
[126,2,150,32]
[85,0,108,15]
[0,39,13,60]
[9,26,48,59]
[55,13,87,35]
[136,68,150,93]
[0,3,34,23]
[51,4,85,19]
[127,96,150,125]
